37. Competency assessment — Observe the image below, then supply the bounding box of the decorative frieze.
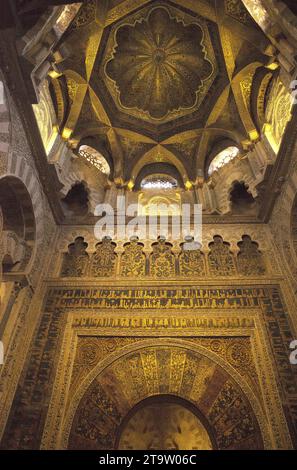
[60,235,268,279]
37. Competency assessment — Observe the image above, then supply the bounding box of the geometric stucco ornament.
[105,7,214,120]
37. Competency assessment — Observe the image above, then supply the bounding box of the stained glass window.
[140,174,178,190]
[208,147,240,176]
[78,145,110,175]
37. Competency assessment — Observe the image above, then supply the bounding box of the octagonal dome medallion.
[102,5,217,123]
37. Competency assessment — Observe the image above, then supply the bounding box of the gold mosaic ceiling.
[104,6,215,121]
[50,0,272,183]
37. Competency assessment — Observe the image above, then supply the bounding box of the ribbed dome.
[106,7,213,120]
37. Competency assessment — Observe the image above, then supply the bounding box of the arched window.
[78,145,110,175]
[208,147,240,176]
[140,174,178,190]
